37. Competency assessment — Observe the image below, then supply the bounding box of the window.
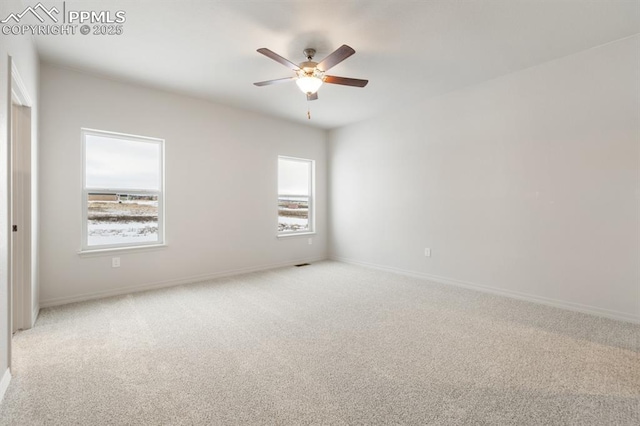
[278,156,314,235]
[81,129,164,251]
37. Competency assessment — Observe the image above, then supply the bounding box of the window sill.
[277,232,316,239]
[78,244,167,257]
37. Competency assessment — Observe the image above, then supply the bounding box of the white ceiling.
[32,0,640,129]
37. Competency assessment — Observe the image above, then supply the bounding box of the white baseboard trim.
[331,255,640,324]
[0,368,11,404]
[40,256,328,308]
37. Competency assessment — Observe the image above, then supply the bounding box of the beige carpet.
[0,261,638,425]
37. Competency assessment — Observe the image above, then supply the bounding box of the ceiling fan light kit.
[296,76,323,94]
[295,48,324,94]
[254,44,368,102]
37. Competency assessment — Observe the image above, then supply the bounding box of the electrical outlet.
[308,238,313,245]
[424,248,431,257]
[112,257,121,268]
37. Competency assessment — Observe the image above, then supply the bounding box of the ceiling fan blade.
[306,92,318,101]
[253,77,296,87]
[316,45,356,72]
[257,48,300,71]
[324,75,369,87]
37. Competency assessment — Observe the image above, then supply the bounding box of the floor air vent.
[295,263,311,267]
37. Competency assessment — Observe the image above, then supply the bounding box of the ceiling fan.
[253,44,368,101]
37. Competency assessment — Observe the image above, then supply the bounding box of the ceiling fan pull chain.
[307,105,311,120]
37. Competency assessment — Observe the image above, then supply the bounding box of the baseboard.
[0,368,10,404]
[40,256,328,308]
[331,255,640,325]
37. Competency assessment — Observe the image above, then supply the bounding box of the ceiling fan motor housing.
[298,61,324,79]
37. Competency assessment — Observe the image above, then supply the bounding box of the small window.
[278,156,314,235]
[81,129,164,251]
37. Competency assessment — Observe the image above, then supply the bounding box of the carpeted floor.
[0,261,638,425]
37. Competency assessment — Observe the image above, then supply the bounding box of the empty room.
[0,0,638,424]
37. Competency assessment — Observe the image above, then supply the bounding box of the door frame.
[8,58,33,342]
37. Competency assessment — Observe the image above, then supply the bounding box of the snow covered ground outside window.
[278,196,309,232]
[87,197,158,246]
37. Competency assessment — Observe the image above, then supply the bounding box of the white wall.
[39,64,327,306]
[329,36,640,323]
[0,0,40,397]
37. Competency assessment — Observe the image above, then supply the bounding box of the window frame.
[277,155,315,237]
[80,128,165,253]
